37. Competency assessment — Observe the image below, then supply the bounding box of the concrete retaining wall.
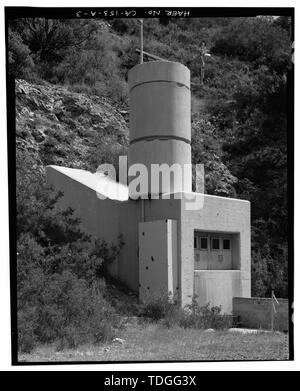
[46,166,182,292]
[195,270,241,314]
[232,297,289,331]
[46,165,138,290]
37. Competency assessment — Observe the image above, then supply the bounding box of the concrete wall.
[233,297,289,331]
[46,165,140,290]
[46,167,251,309]
[117,198,181,292]
[117,200,140,290]
[46,166,183,293]
[194,271,241,313]
[46,166,120,241]
[179,192,251,307]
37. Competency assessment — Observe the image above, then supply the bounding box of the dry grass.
[18,320,289,363]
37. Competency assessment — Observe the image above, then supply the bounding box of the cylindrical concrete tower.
[128,61,192,197]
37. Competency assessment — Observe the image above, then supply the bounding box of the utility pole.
[139,19,143,64]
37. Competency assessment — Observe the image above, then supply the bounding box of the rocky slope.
[15,78,237,196]
[15,79,129,170]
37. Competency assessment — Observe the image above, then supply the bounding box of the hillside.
[10,16,291,303]
[15,77,238,198]
[15,79,129,170]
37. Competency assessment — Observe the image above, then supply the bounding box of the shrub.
[211,17,291,74]
[139,294,231,330]
[138,292,177,321]
[7,27,34,78]
[179,300,232,330]
[18,269,119,352]
[16,151,123,352]
[17,221,123,353]
[18,306,39,353]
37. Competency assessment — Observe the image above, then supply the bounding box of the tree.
[7,27,34,78]
[10,18,98,62]
[211,17,291,74]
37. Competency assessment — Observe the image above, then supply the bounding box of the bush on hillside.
[139,294,232,330]
[179,300,232,330]
[138,292,177,321]
[211,17,291,74]
[8,28,34,79]
[18,268,118,352]
[17,152,123,352]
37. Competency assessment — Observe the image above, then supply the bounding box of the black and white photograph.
[4,5,294,367]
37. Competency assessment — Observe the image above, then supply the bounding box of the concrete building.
[46,60,251,313]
